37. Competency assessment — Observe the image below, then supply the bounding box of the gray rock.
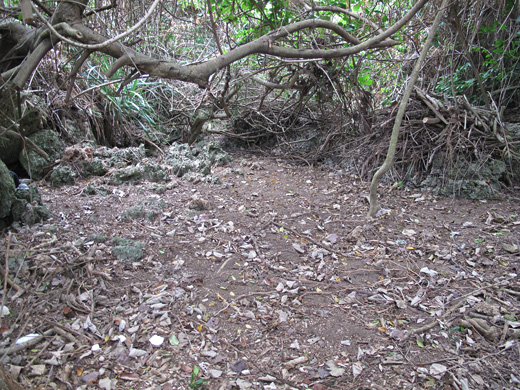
[81,183,109,196]
[143,162,169,182]
[165,141,231,178]
[421,154,506,199]
[51,165,77,187]
[19,129,64,180]
[105,145,146,166]
[112,165,144,185]
[14,183,42,203]
[112,162,170,185]
[61,117,96,144]
[79,157,108,177]
[121,198,167,221]
[10,184,50,225]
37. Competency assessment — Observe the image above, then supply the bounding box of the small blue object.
[9,171,20,188]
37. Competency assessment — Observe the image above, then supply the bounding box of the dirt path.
[1,154,519,389]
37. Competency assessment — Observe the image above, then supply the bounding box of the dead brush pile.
[345,89,520,197]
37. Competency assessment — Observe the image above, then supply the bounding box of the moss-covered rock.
[165,141,231,178]
[81,183,110,196]
[421,155,506,199]
[13,183,42,203]
[0,160,15,219]
[144,162,170,182]
[61,117,96,144]
[10,184,50,224]
[121,198,168,221]
[102,144,146,167]
[12,200,51,225]
[0,90,45,165]
[79,157,109,177]
[112,162,170,185]
[19,130,64,180]
[50,165,77,187]
[111,237,143,262]
[112,165,144,184]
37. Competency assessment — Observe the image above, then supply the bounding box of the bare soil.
[1,153,519,390]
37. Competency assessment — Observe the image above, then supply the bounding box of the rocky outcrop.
[19,129,64,180]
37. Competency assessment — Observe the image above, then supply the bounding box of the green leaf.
[358,74,373,86]
[169,334,179,345]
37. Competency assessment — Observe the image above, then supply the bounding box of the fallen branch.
[415,87,448,125]
[1,128,50,160]
[405,277,516,339]
[0,233,23,296]
[0,328,54,356]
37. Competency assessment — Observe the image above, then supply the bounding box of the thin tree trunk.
[367,0,449,217]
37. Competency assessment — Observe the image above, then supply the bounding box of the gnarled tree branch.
[3,0,429,90]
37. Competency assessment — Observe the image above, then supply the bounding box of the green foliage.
[435,20,520,103]
[189,365,208,389]
[358,72,374,87]
[83,54,170,136]
[435,62,473,96]
[212,0,296,44]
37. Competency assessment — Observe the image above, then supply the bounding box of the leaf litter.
[0,153,519,389]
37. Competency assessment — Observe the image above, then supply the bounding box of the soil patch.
[1,153,519,390]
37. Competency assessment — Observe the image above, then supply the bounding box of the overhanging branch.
[4,0,430,89]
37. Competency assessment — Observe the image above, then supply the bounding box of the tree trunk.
[367,0,449,217]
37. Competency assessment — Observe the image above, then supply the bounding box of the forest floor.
[1,152,520,390]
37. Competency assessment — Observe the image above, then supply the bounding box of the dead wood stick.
[1,128,49,160]
[502,288,520,296]
[405,277,515,339]
[490,84,520,95]
[219,336,302,389]
[137,134,165,155]
[0,329,54,356]
[31,234,58,250]
[462,97,493,133]
[422,117,442,125]
[415,87,448,125]
[44,319,87,343]
[459,317,498,341]
[52,326,79,344]
[1,233,12,324]
[0,233,23,296]
[26,335,57,369]
[368,0,448,216]
[0,365,25,390]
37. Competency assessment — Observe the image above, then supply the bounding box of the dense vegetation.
[1,0,519,192]
[0,3,519,388]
